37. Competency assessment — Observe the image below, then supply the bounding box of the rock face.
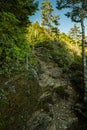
[27,59,78,130]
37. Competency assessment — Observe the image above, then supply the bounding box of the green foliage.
[0,0,38,75]
[26,22,54,46]
[35,40,73,69]
[68,24,82,46]
[0,0,38,26]
[51,43,72,68]
[0,0,39,129]
[41,0,53,27]
[0,30,29,76]
[41,0,60,34]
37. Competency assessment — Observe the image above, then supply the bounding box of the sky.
[30,0,87,35]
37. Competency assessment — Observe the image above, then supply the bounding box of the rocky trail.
[28,59,78,130]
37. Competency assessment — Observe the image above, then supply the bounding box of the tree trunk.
[81,17,87,104]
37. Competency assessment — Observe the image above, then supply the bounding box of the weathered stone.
[27,111,53,130]
[37,60,78,130]
[39,74,54,88]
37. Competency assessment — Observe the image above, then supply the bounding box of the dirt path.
[38,60,78,130]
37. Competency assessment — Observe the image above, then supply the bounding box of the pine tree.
[0,0,38,26]
[56,0,87,104]
[41,0,60,35]
[68,24,82,46]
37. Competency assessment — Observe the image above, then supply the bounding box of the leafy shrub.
[35,41,73,69]
[0,12,31,76]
